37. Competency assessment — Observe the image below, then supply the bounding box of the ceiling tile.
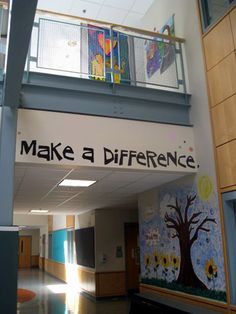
[37,0,74,15]
[68,168,111,180]
[132,0,154,14]
[14,164,188,215]
[83,0,105,4]
[69,0,101,19]
[103,0,135,10]
[122,11,143,27]
[105,171,148,182]
[96,6,128,24]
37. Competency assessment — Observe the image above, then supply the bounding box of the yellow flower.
[170,254,180,270]
[161,254,170,269]
[205,258,217,280]
[153,251,160,268]
[145,255,151,269]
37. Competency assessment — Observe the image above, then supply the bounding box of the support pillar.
[0,227,19,313]
[0,0,38,312]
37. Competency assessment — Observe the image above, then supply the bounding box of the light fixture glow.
[30,209,49,213]
[59,179,96,187]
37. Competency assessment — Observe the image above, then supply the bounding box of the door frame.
[124,222,140,294]
[18,235,32,268]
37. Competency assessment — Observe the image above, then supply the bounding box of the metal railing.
[2,11,187,94]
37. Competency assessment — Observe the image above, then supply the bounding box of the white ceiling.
[37,0,155,27]
[14,163,187,215]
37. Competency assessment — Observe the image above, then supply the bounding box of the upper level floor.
[0,1,195,126]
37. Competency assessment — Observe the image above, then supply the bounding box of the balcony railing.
[23,12,187,94]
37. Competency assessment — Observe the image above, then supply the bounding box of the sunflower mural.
[161,254,170,280]
[170,254,180,280]
[139,178,226,301]
[205,258,218,289]
[153,251,160,278]
[144,254,151,277]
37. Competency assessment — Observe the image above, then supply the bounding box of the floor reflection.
[17,269,130,314]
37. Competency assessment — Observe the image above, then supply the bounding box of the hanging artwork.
[145,40,162,79]
[88,26,106,80]
[145,15,176,78]
[118,33,131,84]
[159,15,176,74]
[88,25,130,84]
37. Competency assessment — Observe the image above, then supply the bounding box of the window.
[67,230,74,264]
[222,191,236,305]
[199,0,236,31]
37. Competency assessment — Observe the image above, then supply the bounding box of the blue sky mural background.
[139,175,226,295]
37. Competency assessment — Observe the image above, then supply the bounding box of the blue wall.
[51,229,67,264]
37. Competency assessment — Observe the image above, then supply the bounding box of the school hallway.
[17,269,131,314]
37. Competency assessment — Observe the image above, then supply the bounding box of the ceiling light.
[59,179,96,187]
[30,209,49,214]
[18,225,27,230]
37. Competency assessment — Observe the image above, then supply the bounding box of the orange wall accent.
[66,215,75,229]
[48,216,53,233]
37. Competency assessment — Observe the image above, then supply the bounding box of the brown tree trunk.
[177,239,207,290]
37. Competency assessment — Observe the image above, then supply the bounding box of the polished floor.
[17,269,131,314]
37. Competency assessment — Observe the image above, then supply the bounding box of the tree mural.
[164,194,216,290]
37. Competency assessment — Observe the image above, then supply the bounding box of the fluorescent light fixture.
[59,179,96,187]
[30,209,49,213]
[18,225,27,230]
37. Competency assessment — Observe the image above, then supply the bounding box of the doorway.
[18,236,31,268]
[125,223,140,294]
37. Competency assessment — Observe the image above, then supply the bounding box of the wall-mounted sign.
[16,109,198,173]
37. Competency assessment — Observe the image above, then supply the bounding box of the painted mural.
[88,25,130,83]
[139,175,226,301]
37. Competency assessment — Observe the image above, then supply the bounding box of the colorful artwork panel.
[88,25,130,83]
[145,40,162,78]
[88,26,106,80]
[145,14,176,78]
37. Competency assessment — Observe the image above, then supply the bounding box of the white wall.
[53,214,66,230]
[95,208,138,272]
[14,213,48,227]
[75,211,95,229]
[19,229,40,255]
[141,0,217,187]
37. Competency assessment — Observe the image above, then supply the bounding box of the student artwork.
[145,40,162,78]
[139,181,226,301]
[145,15,176,78]
[159,15,176,73]
[88,25,130,83]
[88,26,106,80]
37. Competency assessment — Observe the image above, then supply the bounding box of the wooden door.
[125,223,140,292]
[18,236,31,268]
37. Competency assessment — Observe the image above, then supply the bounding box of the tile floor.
[17,269,131,314]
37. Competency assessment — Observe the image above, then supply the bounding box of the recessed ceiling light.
[59,179,96,187]
[30,209,49,214]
